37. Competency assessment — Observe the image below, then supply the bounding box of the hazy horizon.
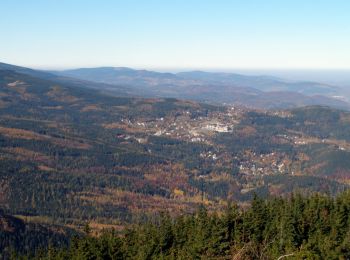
[27,64,350,87]
[2,60,349,87]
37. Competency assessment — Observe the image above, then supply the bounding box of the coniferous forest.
[7,191,350,260]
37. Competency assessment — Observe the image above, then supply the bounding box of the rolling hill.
[1,65,350,228]
[51,66,349,109]
[1,62,348,110]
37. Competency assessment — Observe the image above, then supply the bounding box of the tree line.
[13,191,350,259]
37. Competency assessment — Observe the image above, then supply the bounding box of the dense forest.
[6,191,350,259]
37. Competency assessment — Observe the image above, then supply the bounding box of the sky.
[1,0,350,70]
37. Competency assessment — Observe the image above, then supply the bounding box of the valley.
[1,67,350,235]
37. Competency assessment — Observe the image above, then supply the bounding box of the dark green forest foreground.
[6,192,350,260]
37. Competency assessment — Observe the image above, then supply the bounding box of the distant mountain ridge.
[0,62,133,97]
[0,62,348,110]
[51,66,350,110]
[177,70,340,96]
[54,66,340,95]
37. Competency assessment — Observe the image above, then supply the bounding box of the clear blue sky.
[1,0,350,70]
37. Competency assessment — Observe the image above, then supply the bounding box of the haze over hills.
[52,66,349,109]
[1,62,348,110]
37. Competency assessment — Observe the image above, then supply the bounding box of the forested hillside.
[2,67,350,258]
[16,191,350,259]
[0,210,78,259]
[1,68,350,229]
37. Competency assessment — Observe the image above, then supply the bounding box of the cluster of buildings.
[117,106,243,144]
